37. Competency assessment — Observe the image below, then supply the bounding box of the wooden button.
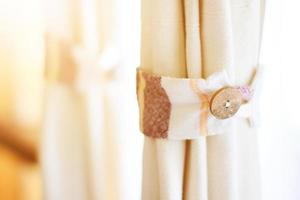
[210,87,243,119]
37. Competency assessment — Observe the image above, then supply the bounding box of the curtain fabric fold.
[141,0,264,199]
[41,0,142,199]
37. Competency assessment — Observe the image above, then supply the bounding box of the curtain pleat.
[141,1,187,199]
[42,0,142,199]
[141,0,264,199]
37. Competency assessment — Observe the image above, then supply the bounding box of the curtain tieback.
[72,47,118,92]
[44,35,117,89]
[136,66,263,140]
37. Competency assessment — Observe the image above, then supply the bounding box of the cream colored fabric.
[137,68,261,139]
[42,0,142,199]
[141,0,264,199]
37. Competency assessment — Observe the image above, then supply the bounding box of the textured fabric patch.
[142,72,171,138]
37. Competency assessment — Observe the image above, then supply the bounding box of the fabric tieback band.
[136,67,263,140]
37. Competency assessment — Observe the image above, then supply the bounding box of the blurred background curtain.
[141,0,264,199]
[0,0,43,199]
[41,0,142,199]
[0,0,142,199]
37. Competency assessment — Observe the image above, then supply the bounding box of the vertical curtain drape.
[41,0,142,199]
[141,0,264,199]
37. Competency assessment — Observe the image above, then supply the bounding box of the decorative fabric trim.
[136,67,262,140]
[138,71,171,138]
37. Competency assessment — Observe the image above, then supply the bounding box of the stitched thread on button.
[210,87,243,119]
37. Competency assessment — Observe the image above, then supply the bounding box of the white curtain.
[41,0,142,199]
[141,0,264,199]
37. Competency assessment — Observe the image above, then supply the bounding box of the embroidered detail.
[236,86,253,102]
[142,72,171,138]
